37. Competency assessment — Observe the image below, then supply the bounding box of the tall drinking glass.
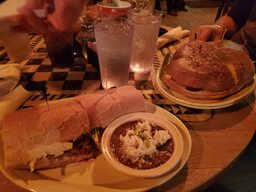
[94,3,134,89]
[129,10,162,73]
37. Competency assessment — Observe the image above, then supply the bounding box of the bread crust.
[2,101,90,168]
[162,40,255,99]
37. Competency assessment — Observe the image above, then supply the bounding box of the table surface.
[0,33,255,192]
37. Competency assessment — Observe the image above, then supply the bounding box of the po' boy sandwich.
[1,86,146,171]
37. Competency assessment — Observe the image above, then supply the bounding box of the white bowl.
[101,112,184,178]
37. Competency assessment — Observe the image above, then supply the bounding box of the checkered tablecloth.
[1,35,212,122]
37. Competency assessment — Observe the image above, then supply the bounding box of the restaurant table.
[0,34,255,192]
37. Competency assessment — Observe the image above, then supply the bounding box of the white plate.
[156,40,256,110]
[0,103,192,192]
[156,71,256,110]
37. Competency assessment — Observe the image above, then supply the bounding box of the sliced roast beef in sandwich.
[162,40,255,99]
[1,86,146,171]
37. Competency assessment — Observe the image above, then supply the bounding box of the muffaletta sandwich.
[1,86,146,171]
[162,40,255,99]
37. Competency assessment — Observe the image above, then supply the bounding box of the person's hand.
[189,24,226,42]
[12,0,86,33]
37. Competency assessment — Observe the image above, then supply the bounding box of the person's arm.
[190,16,237,42]
[190,0,252,42]
[227,0,252,29]
[213,15,237,39]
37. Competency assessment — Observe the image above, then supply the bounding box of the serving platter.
[0,102,192,192]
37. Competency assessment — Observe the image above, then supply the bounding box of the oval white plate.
[101,112,184,178]
[0,103,192,192]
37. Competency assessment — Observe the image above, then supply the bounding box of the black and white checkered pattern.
[1,35,212,122]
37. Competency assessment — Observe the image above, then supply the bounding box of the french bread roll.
[1,86,147,171]
[77,86,147,129]
[1,101,92,171]
[162,40,255,99]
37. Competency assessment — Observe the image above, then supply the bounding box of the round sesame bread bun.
[162,40,255,100]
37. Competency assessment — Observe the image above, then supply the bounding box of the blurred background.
[160,0,221,29]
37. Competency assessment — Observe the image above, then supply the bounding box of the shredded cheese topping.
[120,120,171,163]
[28,142,73,172]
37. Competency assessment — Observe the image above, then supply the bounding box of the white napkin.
[0,85,31,122]
[0,64,21,96]
[157,26,190,49]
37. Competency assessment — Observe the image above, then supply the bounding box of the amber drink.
[44,31,74,67]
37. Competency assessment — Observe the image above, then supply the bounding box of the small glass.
[79,16,95,60]
[129,9,162,73]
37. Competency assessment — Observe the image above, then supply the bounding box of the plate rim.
[0,102,192,192]
[156,70,256,109]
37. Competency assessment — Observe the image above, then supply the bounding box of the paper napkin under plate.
[157,26,190,49]
[0,85,31,123]
[0,64,21,96]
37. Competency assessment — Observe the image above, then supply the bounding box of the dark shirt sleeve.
[227,0,253,29]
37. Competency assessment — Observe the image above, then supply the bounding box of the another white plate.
[156,72,256,110]
[0,103,192,192]
[156,40,256,110]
